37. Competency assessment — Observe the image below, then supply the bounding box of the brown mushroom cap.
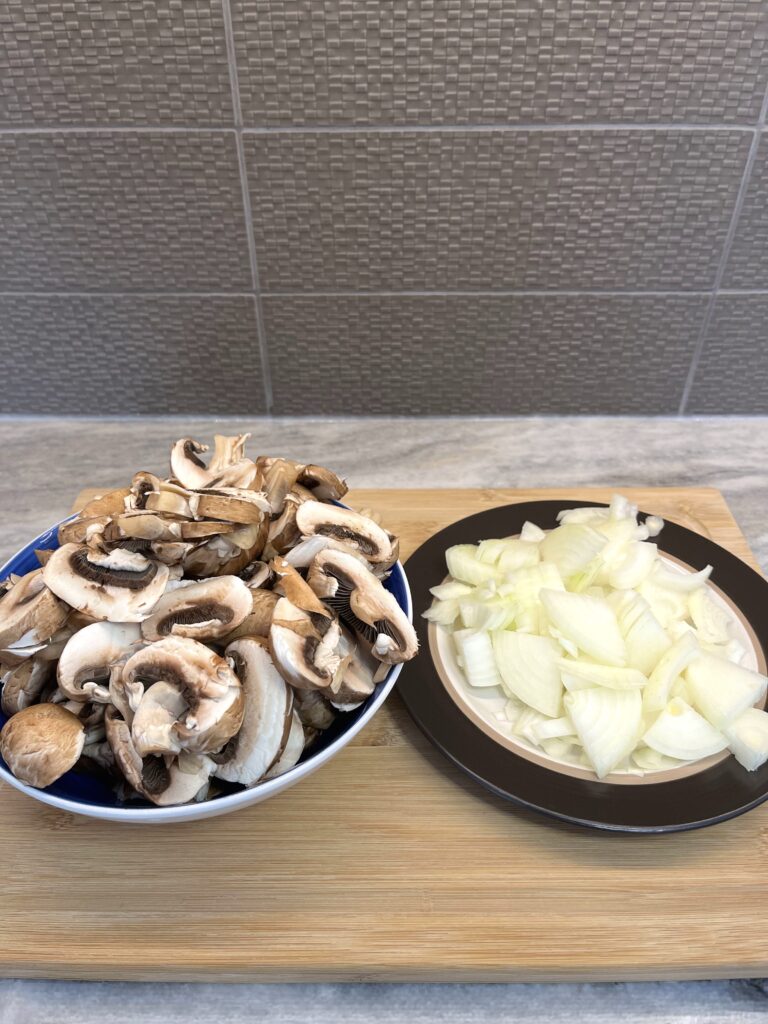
[140,576,252,643]
[217,589,279,645]
[0,569,68,649]
[0,703,85,788]
[42,544,169,623]
[1,657,54,717]
[297,465,348,502]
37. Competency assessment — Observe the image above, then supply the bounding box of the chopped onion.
[686,652,767,730]
[565,688,642,778]
[453,629,502,688]
[540,589,626,667]
[688,588,732,644]
[643,632,700,714]
[520,520,546,542]
[643,698,727,760]
[492,630,562,717]
[557,658,647,690]
[445,545,499,586]
[724,708,768,771]
[540,524,606,579]
[429,580,474,601]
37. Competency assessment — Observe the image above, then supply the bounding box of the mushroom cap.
[0,703,85,788]
[131,680,188,757]
[123,637,244,756]
[105,705,169,800]
[218,589,279,645]
[307,549,418,665]
[140,575,252,643]
[42,544,169,623]
[297,465,348,502]
[264,709,305,779]
[0,569,68,649]
[0,657,54,717]
[270,597,342,691]
[214,638,293,785]
[57,621,142,702]
[295,503,395,564]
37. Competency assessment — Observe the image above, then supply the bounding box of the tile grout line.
[259,289,714,299]
[0,122,762,136]
[677,85,768,415]
[221,0,274,415]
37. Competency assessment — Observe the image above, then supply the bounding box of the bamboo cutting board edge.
[0,485,763,983]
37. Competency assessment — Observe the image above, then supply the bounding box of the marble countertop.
[0,415,766,1023]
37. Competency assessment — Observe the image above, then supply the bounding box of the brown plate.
[398,500,768,833]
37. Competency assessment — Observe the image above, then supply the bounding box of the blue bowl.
[0,518,412,823]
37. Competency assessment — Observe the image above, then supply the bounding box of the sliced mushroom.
[214,638,294,785]
[57,621,142,703]
[153,751,216,806]
[141,576,252,642]
[217,589,279,645]
[79,488,132,518]
[270,596,342,692]
[263,488,315,557]
[0,703,85,788]
[193,488,271,526]
[330,625,378,708]
[295,503,396,565]
[105,705,170,801]
[293,689,336,731]
[34,549,55,567]
[170,435,258,490]
[182,520,268,578]
[297,465,348,502]
[239,560,272,589]
[258,458,303,515]
[42,544,169,622]
[264,710,304,779]
[79,739,117,776]
[0,568,68,649]
[129,471,163,509]
[307,549,417,664]
[58,515,111,546]
[1,657,54,717]
[122,637,243,756]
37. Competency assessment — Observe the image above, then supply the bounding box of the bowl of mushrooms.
[0,436,417,823]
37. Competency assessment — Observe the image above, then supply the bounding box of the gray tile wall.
[1,1,767,416]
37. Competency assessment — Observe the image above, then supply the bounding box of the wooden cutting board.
[0,486,765,983]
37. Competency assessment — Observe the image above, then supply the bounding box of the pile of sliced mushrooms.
[0,436,417,806]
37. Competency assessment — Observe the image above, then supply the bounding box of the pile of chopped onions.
[425,495,768,778]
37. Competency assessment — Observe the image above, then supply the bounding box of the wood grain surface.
[0,486,764,983]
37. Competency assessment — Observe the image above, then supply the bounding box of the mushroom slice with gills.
[218,589,279,645]
[295,502,396,565]
[141,575,252,643]
[214,638,294,786]
[329,625,378,709]
[128,471,163,510]
[0,567,68,649]
[1,657,54,717]
[264,710,305,780]
[104,512,184,545]
[297,464,348,502]
[307,549,417,665]
[57,621,142,703]
[0,703,85,789]
[153,751,216,807]
[271,556,334,617]
[123,636,244,756]
[293,688,336,731]
[148,541,196,566]
[42,543,169,623]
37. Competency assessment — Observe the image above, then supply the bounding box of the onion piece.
[491,630,562,717]
[565,688,642,778]
[643,698,727,760]
[453,629,502,688]
[686,653,768,730]
[643,632,700,714]
[557,658,647,690]
[540,589,626,667]
[724,708,768,771]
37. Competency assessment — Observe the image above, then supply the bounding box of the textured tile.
[264,294,704,415]
[0,295,265,415]
[0,133,251,291]
[724,137,768,288]
[688,296,768,413]
[0,0,233,126]
[247,131,748,291]
[233,0,768,126]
